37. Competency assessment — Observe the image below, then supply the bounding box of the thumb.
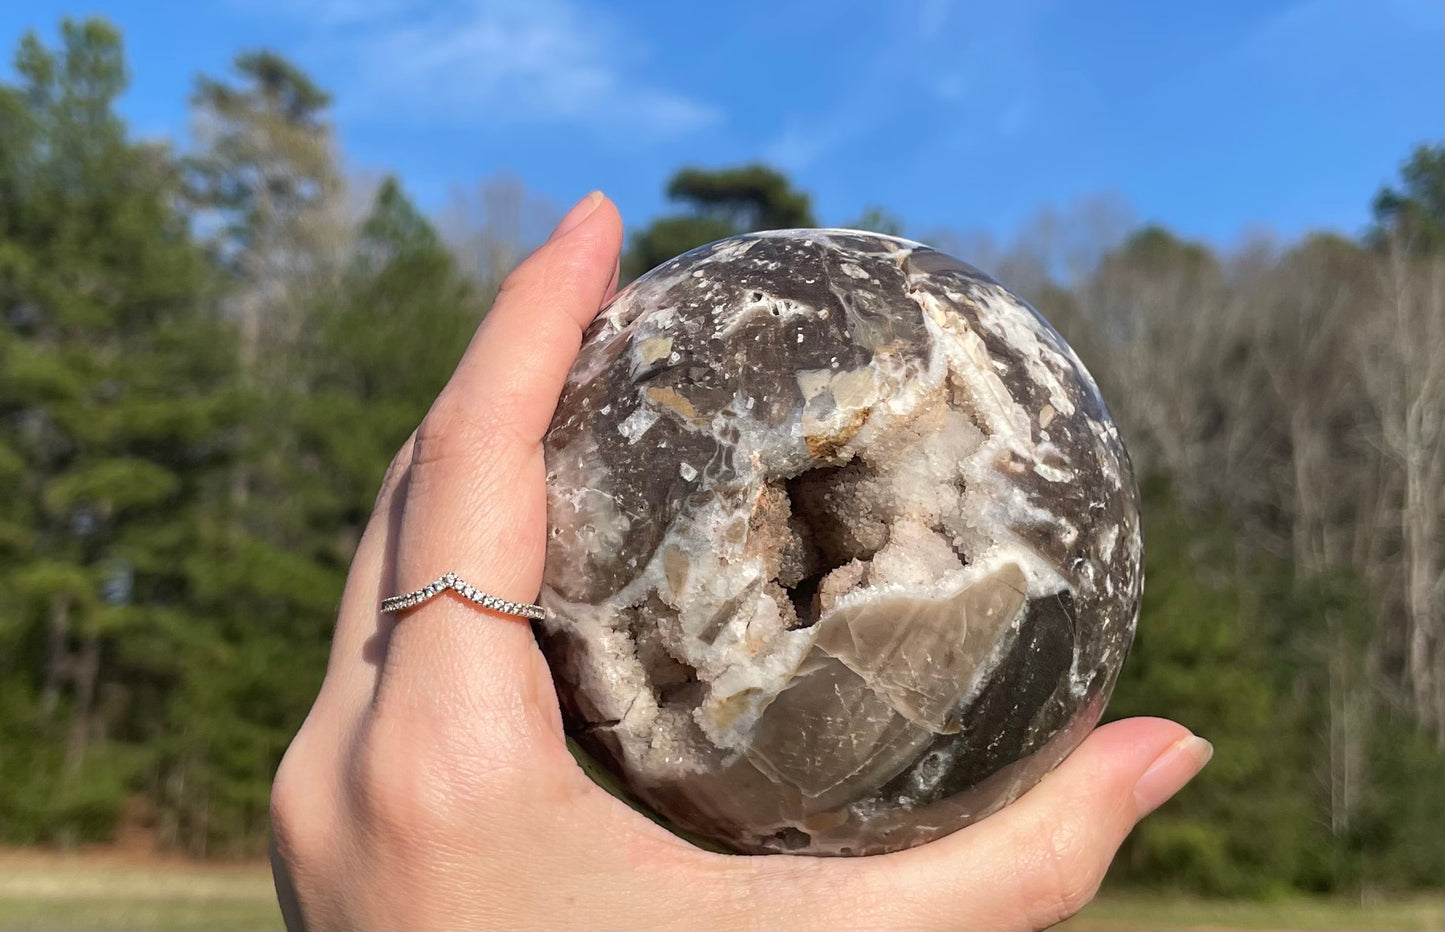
[829,718,1211,931]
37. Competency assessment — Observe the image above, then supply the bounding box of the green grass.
[1058,892,1445,931]
[0,856,282,932]
[0,855,1439,931]
[0,897,285,932]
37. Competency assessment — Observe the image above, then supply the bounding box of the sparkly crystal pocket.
[538,230,1141,855]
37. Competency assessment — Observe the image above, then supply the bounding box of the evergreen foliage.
[0,20,1439,894]
[622,163,816,280]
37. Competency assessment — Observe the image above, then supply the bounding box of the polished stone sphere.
[538,230,1140,856]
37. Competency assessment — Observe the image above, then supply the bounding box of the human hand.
[268,192,1212,931]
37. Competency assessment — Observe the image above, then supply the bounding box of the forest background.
[1,18,1441,900]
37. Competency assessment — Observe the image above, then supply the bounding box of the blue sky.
[2,0,1441,247]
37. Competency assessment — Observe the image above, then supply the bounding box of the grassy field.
[0,852,281,931]
[0,851,1440,931]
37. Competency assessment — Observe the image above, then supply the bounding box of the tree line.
[1,19,1440,896]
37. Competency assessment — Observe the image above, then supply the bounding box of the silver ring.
[381,572,546,620]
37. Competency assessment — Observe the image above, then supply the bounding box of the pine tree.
[1105,488,1318,895]
[0,19,238,844]
[300,175,481,542]
[187,50,342,381]
[159,50,348,853]
[623,164,817,280]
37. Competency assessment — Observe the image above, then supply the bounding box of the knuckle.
[494,243,564,306]
[268,776,302,854]
[348,707,542,852]
[348,718,445,841]
[270,736,330,866]
[411,396,531,475]
[494,258,532,301]
[369,435,415,519]
[411,401,485,471]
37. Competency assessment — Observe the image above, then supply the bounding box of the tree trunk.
[1402,395,1442,737]
[40,592,72,718]
[63,626,100,774]
[1386,249,1445,741]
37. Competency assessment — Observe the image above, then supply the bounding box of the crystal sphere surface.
[539,230,1140,856]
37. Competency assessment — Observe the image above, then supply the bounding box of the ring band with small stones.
[380,572,546,620]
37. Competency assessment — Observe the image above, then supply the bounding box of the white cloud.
[762,1,1049,168]
[764,115,870,172]
[236,0,720,139]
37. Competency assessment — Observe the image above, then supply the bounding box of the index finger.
[375,194,623,739]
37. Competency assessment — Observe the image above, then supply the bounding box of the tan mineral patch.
[805,408,869,459]
[830,368,876,410]
[664,548,690,596]
[647,386,698,420]
[709,687,762,730]
[745,483,793,579]
[995,450,1030,476]
[639,336,674,365]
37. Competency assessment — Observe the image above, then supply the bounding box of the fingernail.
[549,191,605,241]
[1133,735,1212,818]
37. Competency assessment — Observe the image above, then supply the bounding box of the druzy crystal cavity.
[539,230,1141,855]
